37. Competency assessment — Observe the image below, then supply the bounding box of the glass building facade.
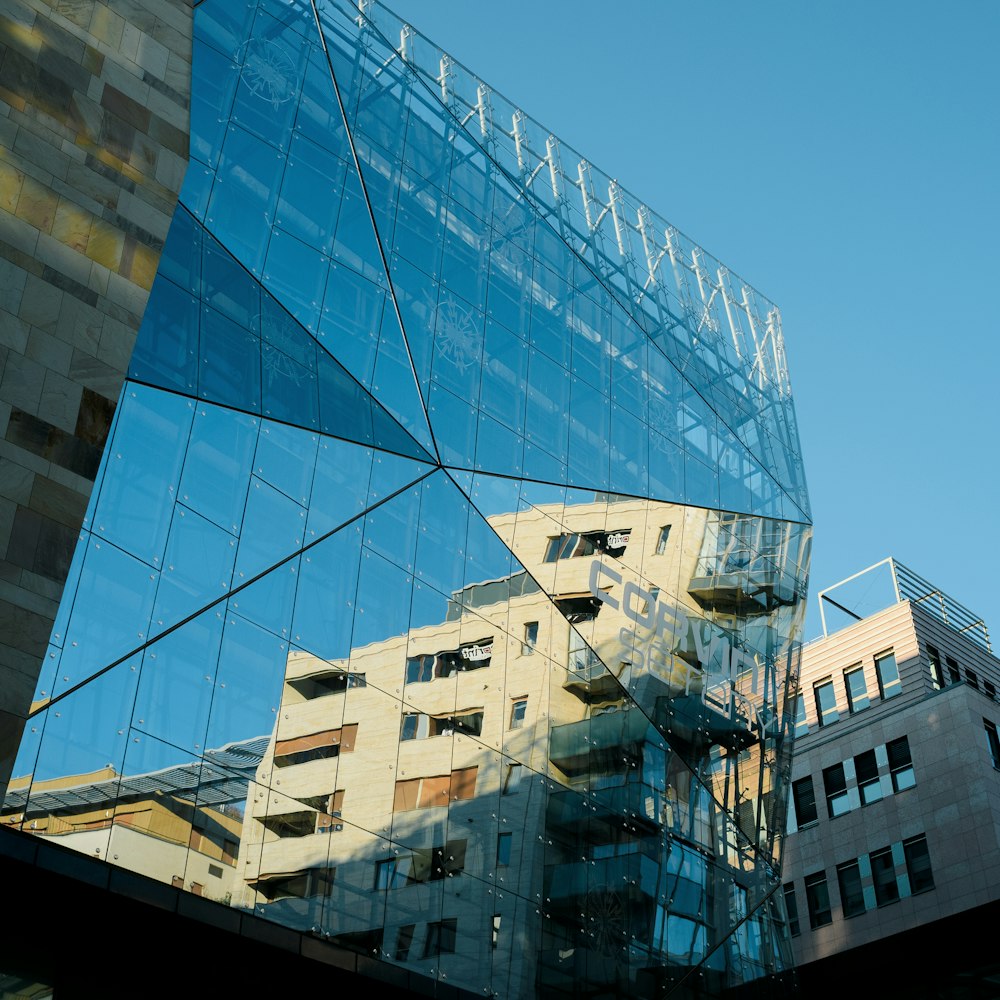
[0,1,811,996]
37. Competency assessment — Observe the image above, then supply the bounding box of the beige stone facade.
[783,593,1000,966]
[0,0,193,791]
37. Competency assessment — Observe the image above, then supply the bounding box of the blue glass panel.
[199,304,262,411]
[129,275,199,393]
[351,548,413,650]
[277,131,349,256]
[429,293,484,400]
[480,320,527,435]
[91,386,193,567]
[524,348,569,465]
[149,505,237,638]
[318,258,386,390]
[567,377,610,492]
[205,123,284,276]
[361,476,422,575]
[203,227,260,329]
[156,204,202,296]
[134,606,225,755]
[188,35,238,170]
[234,478,306,583]
[475,412,523,478]
[428,381,476,469]
[253,421,318,506]
[292,528,362,659]
[179,404,258,535]
[262,227,329,333]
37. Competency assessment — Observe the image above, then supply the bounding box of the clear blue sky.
[387,0,1000,641]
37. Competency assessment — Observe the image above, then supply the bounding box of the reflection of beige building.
[1,745,258,905]
[237,498,809,992]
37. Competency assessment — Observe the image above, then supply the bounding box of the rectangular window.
[814,680,839,727]
[822,763,850,818]
[985,680,997,700]
[509,698,527,730]
[655,524,672,555]
[967,669,980,690]
[844,667,869,713]
[875,650,901,700]
[794,695,809,738]
[946,656,961,684]
[985,719,1000,769]
[503,763,523,794]
[497,831,512,867]
[836,859,866,918]
[792,776,818,827]
[492,914,501,950]
[424,918,457,957]
[870,847,899,907]
[405,655,434,684]
[927,645,944,690]
[903,835,935,894]
[804,871,832,929]
[887,736,915,792]
[395,924,415,961]
[401,714,420,741]
[522,621,538,655]
[854,748,883,805]
[782,883,800,937]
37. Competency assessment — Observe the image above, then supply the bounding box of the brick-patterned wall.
[0,0,193,789]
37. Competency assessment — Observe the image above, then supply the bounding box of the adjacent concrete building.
[783,559,1000,996]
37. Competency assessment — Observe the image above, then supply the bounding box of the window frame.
[844,666,869,714]
[804,870,832,929]
[874,649,902,700]
[836,859,866,918]
[792,776,818,827]
[814,679,840,728]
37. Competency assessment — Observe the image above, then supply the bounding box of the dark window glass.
[804,871,832,929]
[903,835,935,894]
[655,525,671,555]
[424,918,457,957]
[401,714,419,741]
[927,645,944,689]
[887,736,915,792]
[985,719,1000,769]
[837,860,866,918]
[947,656,961,684]
[870,847,899,906]
[967,669,980,690]
[985,681,997,700]
[497,831,512,867]
[854,748,883,805]
[783,883,801,937]
[844,667,869,713]
[815,680,839,727]
[823,763,850,818]
[395,924,415,961]
[792,776,818,826]
[794,695,809,737]
[875,650,901,700]
[522,621,538,655]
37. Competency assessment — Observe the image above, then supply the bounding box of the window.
[823,763,850,818]
[985,680,997,700]
[985,719,1000,769]
[393,767,478,811]
[492,914,501,950]
[946,656,961,684]
[522,621,538,655]
[544,530,630,562]
[376,841,468,889]
[655,524,672,554]
[804,871,832,929]
[509,698,527,730]
[395,924,415,961]
[875,650,901,700]
[423,919,457,957]
[401,710,485,741]
[250,867,335,902]
[927,644,944,690]
[782,883,800,937]
[406,655,435,684]
[814,680,839,727]
[794,695,809,738]
[870,847,899,907]
[287,670,366,699]
[273,724,357,767]
[887,736,915,792]
[844,667,869,713]
[503,763,523,794]
[967,669,980,690]
[854,748,882,806]
[792,776,818,827]
[497,832,512,867]
[903,835,935,894]
[836,859,866,918]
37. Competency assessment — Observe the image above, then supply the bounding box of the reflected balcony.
[687,561,799,614]
[548,710,651,777]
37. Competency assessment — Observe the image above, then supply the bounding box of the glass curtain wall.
[0,1,811,997]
